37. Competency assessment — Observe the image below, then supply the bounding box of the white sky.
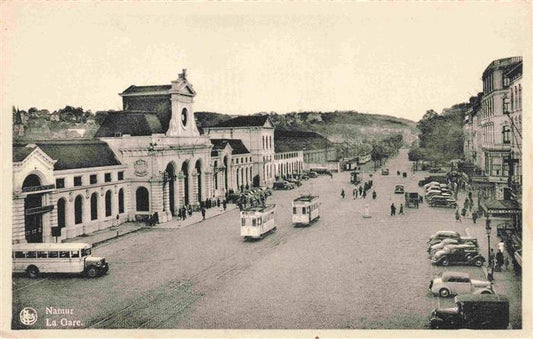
[1,2,531,122]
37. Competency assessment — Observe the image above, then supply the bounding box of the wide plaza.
[12,149,521,329]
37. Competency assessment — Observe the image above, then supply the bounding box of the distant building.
[203,116,276,187]
[274,130,337,170]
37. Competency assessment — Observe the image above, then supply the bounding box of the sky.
[1,2,531,122]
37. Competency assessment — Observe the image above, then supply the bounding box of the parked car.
[428,196,457,208]
[381,168,389,175]
[428,231,461,246]
[273,181,293,190]
[428,237,479,254]
[258,187,272,196]
[431,245,485,267]
[418,176,447,187]
[424,181,441,190]
[308,171,318,178]
[429,243,478,258]
[430,294,509,329]
[286,178,302,187]
[429,271,493,298]
[429,167,444,173]
[394,184,405,194]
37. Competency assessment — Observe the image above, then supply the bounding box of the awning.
[481,199,521,216]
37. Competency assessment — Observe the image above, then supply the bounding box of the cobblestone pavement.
[12,149,521,329]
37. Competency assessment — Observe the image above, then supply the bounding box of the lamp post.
[486,218,494,281]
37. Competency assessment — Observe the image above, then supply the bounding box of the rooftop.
[94,111,164,137]
[13,140,122,170]
[294,195,319,202]
[121,85,172,95]
[274,129,333,153]
[210,139,250,155]
[211,115,271,128]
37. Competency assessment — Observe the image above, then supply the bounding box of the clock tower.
[167,69,200,137]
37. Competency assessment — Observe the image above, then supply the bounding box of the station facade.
[12,70,335,244]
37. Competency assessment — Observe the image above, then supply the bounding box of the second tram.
[292,195,320,226]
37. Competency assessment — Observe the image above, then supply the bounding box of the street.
[12,149,520,329]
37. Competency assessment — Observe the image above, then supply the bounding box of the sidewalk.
[460,191,522,329]
[64,204,238,247]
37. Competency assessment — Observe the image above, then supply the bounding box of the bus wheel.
[86,266,98,278]
[26,265,39,278]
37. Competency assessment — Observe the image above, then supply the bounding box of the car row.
[427,231,485,267]
[424,182,457,208]
[425,231,508,329]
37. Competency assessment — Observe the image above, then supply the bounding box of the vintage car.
[428,196,457,208]
[307,171,318,178]
[428,231,461,245]
[418,176,447,187]
[286,178,302,187]
[430,294,509,329]
[394,185,405,194]
[431,245,485,267]
[381,168,389,175]
[424,181,441,190]
[258,187,272,196]
[428,237,479,254]
[273,181,294,190]
[429,271,493,298]
[429,243,477,258]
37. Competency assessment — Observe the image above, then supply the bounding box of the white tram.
[240,204,277,240]
[292,195,320,226]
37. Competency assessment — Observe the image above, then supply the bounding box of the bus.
[292,195,320,226]
[12,243,109,278]
[240,204,276,240]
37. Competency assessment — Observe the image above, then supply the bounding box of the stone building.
[96,70,213,224]
[12,141,128,244]
[210,139,253,195]
[274,130,337,171]
[203,116,276,187]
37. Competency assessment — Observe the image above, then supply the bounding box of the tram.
[240,204,277,240]
[292,195,320,226]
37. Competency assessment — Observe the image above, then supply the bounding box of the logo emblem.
[134,159,148,177]
[19,307,38,326]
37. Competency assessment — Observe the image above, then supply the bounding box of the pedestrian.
[353,188,357,199]
[504,256,510,271]
[201,206,206,220]
[419,195,423,204]
[399,204,404,215]
[341,189,345,199]
[472,210,477,224]
[461,207,467,217]
[217,198,221,208]
[372,190,377,200]
[496,249,504,272]
[187,205,193,216]
[455,209,462,223]
[359,186,363,196]
[223,199,227,211]
[362,190,367,199]
[390,203,396,216]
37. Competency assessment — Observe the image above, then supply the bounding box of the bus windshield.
[81,248,92,257]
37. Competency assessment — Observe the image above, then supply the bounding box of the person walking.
[496,249,504,272]
[223,199,227,211]
[472,210,478,224]
[372,190,377,200]
[353,188,357,200]
[455,209,462,223]
[359,186,363,196]
[201,206,206,220]
[390,203,396,216]
[362,190,367,199]
[399,204,404,215]
[341,189,345,199]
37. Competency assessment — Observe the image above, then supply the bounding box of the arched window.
[118,189,124,214]
[91,193,98,220]
[136,187,149,212]
[74,195,83,224]
[57,198,66,228]
[105,190,112,217]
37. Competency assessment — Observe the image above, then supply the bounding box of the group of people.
[237,192,267,211]
[390,203,404,216]
[346,180,374,200]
